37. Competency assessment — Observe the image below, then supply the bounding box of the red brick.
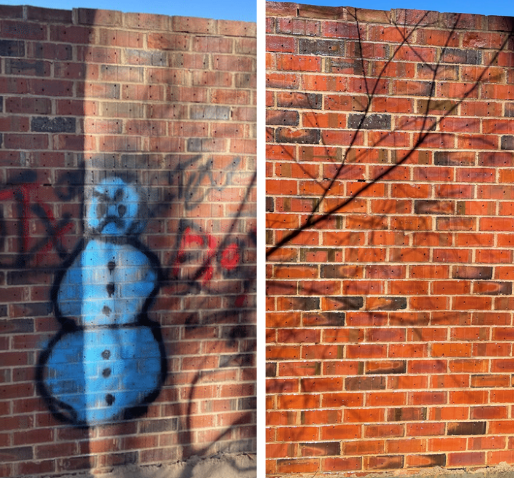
[344,440,384,456]
[448,452,485,467]
[387,438,425,454]
[428,437,466,452]
[322,456,361,472]
[489,450,514,465]
[471,436,506,450]
[407,422,445,437]
[430,407,469,421]
[276,54,321,72]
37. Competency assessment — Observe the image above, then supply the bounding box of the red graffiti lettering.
[0,179,76,269]
[220,243,240,271]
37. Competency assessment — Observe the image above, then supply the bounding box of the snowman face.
[85,177,144,236]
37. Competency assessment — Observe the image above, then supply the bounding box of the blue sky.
[2,0,513,28]
[1,0,257,22]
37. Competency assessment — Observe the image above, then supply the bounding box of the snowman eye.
[118,204,127,217]
[114,188,124,202]
[96,202,107,218]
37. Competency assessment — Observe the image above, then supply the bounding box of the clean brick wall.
[0,4,255,476]
[266,2,514,476]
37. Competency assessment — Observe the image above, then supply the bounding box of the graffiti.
[0,168,84,270]
[16,151,256,433]
[174,155,244,212]
[36,176,166,427]
[163,156,257,461]
[160,154,257,316]
[172,219,255,307]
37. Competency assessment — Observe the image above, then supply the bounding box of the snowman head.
[85,177,146,237]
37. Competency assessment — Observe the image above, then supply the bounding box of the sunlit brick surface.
[266,2,514,475]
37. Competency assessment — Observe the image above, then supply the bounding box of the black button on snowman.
[37,176,166,427]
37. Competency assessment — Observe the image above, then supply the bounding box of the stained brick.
[387,407,427,422]
[277,92,322,109]
[441,48,482,65]
[302,312,345,326]
[0,39,24,56]
[347,114,391,130]
[415,200,454,215]
[275,127,320,144]
[447,422,486,436]
[366,455,403,470]
[452,266,493,280]
[298,38,345,56]
[501,136,514,150]
[365,360,406,375]
[31,117,76,133]
[0,447,33,462]
[345,376,386,391]
[4,59,49,76]
[406,454,446,468]
[266,110,299,126]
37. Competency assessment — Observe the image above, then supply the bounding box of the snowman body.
[39,178,165,427]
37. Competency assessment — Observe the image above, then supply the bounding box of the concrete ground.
[272,462,514,478]
[25,458,514,478]
[28,453,256,478]
[391,463,514,478]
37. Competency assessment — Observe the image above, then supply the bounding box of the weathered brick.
[441,48,482,65]
[406,454,446,468]
[366,455,403,470]
[302,312,345,326]
[347,114,391,130]
[388,407,427,422]
[0,5,23,18]
[298,38,345,56]
[453,266,493,280]
[4,59,49,76]
[31,117,76,133]
[415,200,454,215]
[267,110,299,126]
[298,4,346,19]
[365,360,406,375]
[189,105,231,120]
[447,422,486,436]
[123,12,169,30]
[346,376,386,391]
[277,92,322,109]
[501,136,514,150]
[26,6,72,23]
[275,127,320,144]
[172,16,217,34]
[77,8,122,26]
[0,39,24,56]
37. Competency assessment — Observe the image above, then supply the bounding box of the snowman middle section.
[59,239,157,327]
[44,238,163,426]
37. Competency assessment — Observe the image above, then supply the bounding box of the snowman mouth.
[98,216,126,233]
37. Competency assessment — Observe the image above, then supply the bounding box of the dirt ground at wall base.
[271,462,514,478]
[20,453,256,478]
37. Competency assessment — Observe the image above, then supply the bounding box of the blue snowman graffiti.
[37,177,167,427]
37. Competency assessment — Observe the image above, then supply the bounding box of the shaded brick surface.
[0,5,256,477]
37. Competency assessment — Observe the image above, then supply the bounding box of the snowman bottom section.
[41,325,163,426]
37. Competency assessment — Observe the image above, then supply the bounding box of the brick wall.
[0,5,256,476]
[266,2,514,476]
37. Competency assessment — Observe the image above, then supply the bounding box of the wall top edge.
[0,3,256,35]
[266,0,514,32]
